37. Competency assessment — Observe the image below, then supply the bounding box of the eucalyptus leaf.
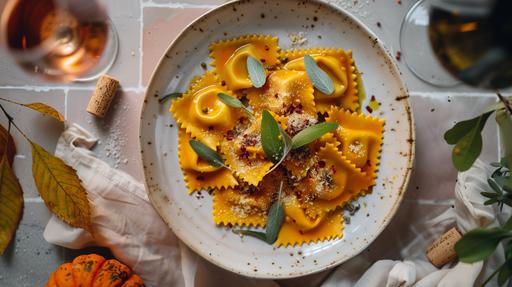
[481,192,498,198]
[247,56,266,88]
[159,92,183,103]
[261,110,285,163]
[217,93,253,116]
[291,122,338,149]
[496,110,512,191]
[498,262,512,286]
[233,230,267,241]
[455,227,512,263]
[485,198,498,205]
[489,178,502,193]
[444,112,492,145]
[265,181,285,244]
[304,54,334,95]
[189,140,224,168]
[503,215,512,231]
[450,112,492,171]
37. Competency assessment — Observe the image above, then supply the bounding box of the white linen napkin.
[44,124,507,287]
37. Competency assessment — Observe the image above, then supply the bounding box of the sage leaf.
[247,56,266,88]
[261,110,284,163]
[455,227,512,263]
[233,230,267,241]
[265,181,285,244]
[189,140,224,168]
[304,54,334,95]
[265,126,292,175]
[159,92,182,103]
[448,112,492,171]
[291,122,338,149]
[217,93,253,116]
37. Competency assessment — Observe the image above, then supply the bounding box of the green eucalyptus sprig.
[445,93,511,172]
[450,93,512,287]
[234,181,285,244]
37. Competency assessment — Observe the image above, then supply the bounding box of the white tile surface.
[0,0,503,286]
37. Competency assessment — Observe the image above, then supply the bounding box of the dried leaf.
[30,141,92,232]
[0,124,15,166]
[0,155,23,255]
[23,103,65,122]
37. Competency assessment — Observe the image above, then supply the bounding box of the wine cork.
[426,227,463,268]
[87,75,120,117]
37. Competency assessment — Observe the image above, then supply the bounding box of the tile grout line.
[141,1,217,9]
[138,1,144,90]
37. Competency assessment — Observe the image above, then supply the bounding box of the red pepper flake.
[376,22,381,28]
[395,51,402,61]
[196,175,205,181]
[208,126,214,131]
[396,0,401,4]
[318,160,326,168]
[365,106,373,113]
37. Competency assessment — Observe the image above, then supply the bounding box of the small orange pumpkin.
[46,254,144,287]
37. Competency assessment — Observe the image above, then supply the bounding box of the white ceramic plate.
[140,0,414,279]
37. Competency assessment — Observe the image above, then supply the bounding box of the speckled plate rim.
[140,0,415,279]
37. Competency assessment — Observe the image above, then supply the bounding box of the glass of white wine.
[0,0,119,82]
[400,0,512,90]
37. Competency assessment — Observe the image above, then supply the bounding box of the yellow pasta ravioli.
[170,72,245,147]
[247,70,316,116]
[178,129,238,193]
[169,34,385,248]
[210,35,280,91]
[326,106,384,188]
[282,48,359,112]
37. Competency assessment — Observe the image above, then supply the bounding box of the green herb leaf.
[496,110,512,192]
[189,140,224,168]
[261,110,284,163]
[232,181,286,245]
[217,93,253,116]
[304,54,334,95]
[489,178,502,193]
[354,64,365,112]
[504,216,512,231]
[291,122,338,149]
[265,181,285,244]
[455,228,512,263]
[233,230,268,241]
[265,126,292,175]
[481,192,498,198]
[498,262,512,286]
[449,112,492,171]
[444,112,492,145]
[159,92,182,103]
[247,56,266,88]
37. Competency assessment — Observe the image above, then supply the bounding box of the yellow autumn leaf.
[0,154,23,255]
[23,103,65,122]
[30,141,92,232]
[0,124,15,166]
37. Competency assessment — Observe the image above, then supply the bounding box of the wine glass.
[401,0,512,90]
[0,0,119,82]
[399,0,460,87]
